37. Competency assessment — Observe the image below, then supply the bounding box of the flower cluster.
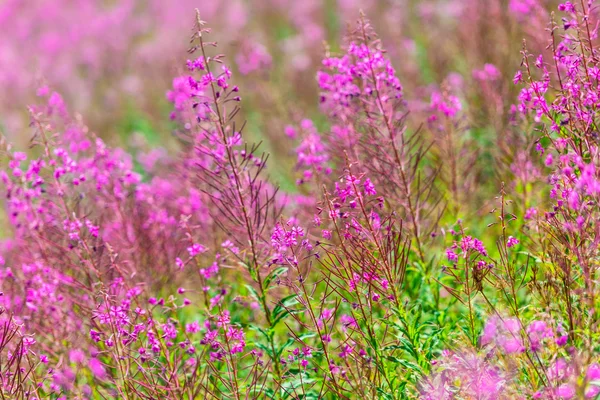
[2,4,600,398]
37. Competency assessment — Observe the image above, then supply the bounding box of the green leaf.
[276,338,295,358]
[264,267,288,288]
[245,284,261,305]
[272,294,300,326]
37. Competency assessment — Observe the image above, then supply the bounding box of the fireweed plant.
[2,3,600,399]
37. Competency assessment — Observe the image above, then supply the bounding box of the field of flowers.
[1,0,600,398]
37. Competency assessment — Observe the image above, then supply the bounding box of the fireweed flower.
[318,41,402,112]
[291,120,331,185]
[3,8,600,399]
[473,64,501,82]
[422,350,506,399]
[430,91,462,119]
[506,236,519,248]
[446,248,458,263]
[511,0,541,13]
[187,243,206,257]
[235,39,272,75]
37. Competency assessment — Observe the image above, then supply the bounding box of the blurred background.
[0,0,557,196]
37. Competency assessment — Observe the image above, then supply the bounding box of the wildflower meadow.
[2,0,600,398]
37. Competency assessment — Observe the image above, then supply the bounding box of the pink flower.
[89,358,107,380]
[506,236,519,248]
[446,249,458,262]
[556,384,575,399]
[473,64,501,81]
[513,70,523,84]
[363,178,377,196]
[187,243,206,257]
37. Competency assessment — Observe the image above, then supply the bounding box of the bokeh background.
[3,3,594,397]
[1,0,556,197]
